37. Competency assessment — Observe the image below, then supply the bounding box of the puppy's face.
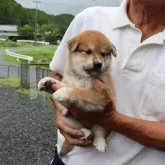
[67,30,116,77]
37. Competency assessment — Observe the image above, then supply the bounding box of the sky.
[15,0,122,15]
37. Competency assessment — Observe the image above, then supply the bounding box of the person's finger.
[54,100,68,116]
[103,101,113,115]
[50,95,69,116]
[54,101,68,116]
[52,84,61,91]
[92,79,105,92]
[92,79,111,100]
[63,133,92,147]
[57,121,83,137]
[50,95,54,103]
[49,95,68,115]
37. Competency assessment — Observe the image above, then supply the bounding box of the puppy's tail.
[60,140,73,157]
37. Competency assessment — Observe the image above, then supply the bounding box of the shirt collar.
[141,29,165,45]
[112,0,133,29]
[163,30,165,42]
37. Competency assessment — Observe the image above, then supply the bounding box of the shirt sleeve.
[49,13,84,75]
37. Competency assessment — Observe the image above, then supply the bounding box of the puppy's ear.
[111,43,117,57]
[68,36,79,52]
[106,43,117,57]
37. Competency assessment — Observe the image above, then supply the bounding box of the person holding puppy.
[50,0,165,164]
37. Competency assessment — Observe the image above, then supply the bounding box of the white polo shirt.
[50,1,165,165]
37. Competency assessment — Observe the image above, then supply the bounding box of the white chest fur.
[62,73,93,89]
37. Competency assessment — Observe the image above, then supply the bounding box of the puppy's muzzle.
[93,61,102,72]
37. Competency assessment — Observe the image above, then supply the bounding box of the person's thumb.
[54,100,68,116]
[92,79,105,92]
[50,95,68,116]
[92,79,111,100]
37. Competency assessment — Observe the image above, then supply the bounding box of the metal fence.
[0,65,20,78]
[6,49,33,64]
[0,64,52,88]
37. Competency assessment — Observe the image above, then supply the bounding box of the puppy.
[38,30,116,156]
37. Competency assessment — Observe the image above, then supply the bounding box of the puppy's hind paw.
[80,128,92,141]
[93,138,107,152]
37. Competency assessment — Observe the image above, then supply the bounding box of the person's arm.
[110,114,165,151]
[52,80,165,150]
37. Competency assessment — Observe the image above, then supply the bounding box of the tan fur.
[38,30,116,156]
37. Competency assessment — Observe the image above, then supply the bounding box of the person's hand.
[68,80,118,130]
[92,79,118,129]
[50,84,92,147]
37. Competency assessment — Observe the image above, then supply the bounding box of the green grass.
[0,78,20,87]
[16,88,31,97]
[0,77,49,98]
[0,41,33,48]
[4,55,21,66]
[19,48,55,62]
[3,48,56,66]
[16,88,49,98]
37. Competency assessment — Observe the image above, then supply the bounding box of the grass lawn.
[16,88,48,98]
[0,41,33,48]
[0,77,20,87]
[4,55,21,66]
[3,48,56,66]
[19,48,55,62]
[0,77,48,98]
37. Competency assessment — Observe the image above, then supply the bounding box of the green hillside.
[0,0,74,26]
[0,0,74,43]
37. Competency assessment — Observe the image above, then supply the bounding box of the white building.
[0,25,18,37]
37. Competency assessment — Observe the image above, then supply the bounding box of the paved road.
[0,46,55,78]
[0,48,20,78]
[0,87,57,165]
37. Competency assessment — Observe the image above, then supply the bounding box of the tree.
[18,24,34,39]
[40,24,64,43]
[0,0,74,26]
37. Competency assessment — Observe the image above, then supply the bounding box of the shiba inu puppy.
[38,30,116,156]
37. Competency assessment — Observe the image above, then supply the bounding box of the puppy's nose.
[93,61,102,71]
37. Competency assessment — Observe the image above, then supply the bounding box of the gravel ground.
[0,87,57,165]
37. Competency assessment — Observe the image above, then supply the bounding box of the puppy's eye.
[85,49,92,55]
[101,52,107,57]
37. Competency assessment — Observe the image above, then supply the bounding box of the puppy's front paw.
[80,128,92,141]
[38,77,62,93]
[52,88,70,103]
[38,77,56,92]
[93,138,107,152]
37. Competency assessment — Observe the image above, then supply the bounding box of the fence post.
[29,65,38,100]
[20,60,30,88]
[41,69,44,78]
[7,66,9,78]
[18,66,20,78]
[47,68,48,76]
